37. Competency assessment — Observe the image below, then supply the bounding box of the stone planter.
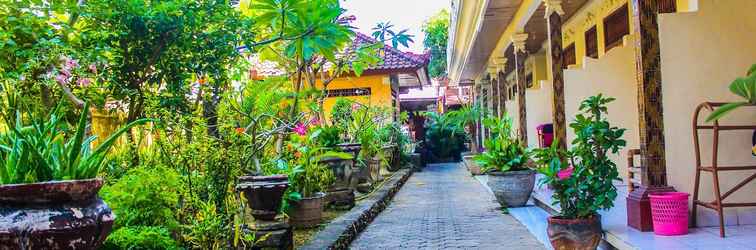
[462,155,482,175]
[0,178,114,249]
[237,175,289,221]
[547,215,602,250]
[383,144,400,171]
[486,169,535,207]
[368,156,383,183]
[409,153,423,171]
[289,192,326,228]
[320,156,356,209]
[337,143,361,159]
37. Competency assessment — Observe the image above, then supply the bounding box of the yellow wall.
[659,0,756,226]
[562,0,633,68]
[319,74,395,122]
[563,41,640,181]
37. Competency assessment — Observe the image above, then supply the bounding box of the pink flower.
[557,166,574,180]
[77,78,92,87]
[309,117,321,126]
[55,74,69,84]
[351,103,360,111]
[293,123,308,136]
[88,64,98,74]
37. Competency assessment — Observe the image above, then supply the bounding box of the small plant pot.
[237,175,289,221]
[0,178,114,249]
[288,192,326,228]
[547,215,602,250]
[486,169,535,207]
[462,155,482,175]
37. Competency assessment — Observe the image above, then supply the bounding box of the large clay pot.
[237,175,289,221]
[486,169,535,207]
[463,155,482,175]
[0,178,114,249]
[547,215,602,250]
[288,192,326,228]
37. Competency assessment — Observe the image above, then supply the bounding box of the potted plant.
[315,125,357,209]
[534,95,626,250]
[474,115,534,207]
[0,99,151,248]
[281,128,349,228]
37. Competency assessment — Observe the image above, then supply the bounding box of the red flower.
[557,166,574,180]
[235,127,245,134]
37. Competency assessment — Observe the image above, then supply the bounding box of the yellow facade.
[318,74,395,122]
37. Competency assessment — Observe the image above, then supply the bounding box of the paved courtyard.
[351,163,545,249]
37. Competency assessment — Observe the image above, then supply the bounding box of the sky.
[341,0,450,54]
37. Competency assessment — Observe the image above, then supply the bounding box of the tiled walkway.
[350,163,545,249]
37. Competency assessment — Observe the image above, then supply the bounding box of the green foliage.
[315,125,343,149]
[101,165,182,230]
[423,111,466,161]
[421,9,449,78]
[0,98,152,184]
[534,94,626,219]
[371,21,414,49]
[474,115,530,173]
[706,64,756,122]
[331,97,354,129]
[278,130,349,200]
[181,200,227,250]
[102,226,181,250]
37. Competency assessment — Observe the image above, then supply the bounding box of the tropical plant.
[0,100,152,185]
[421,9,450,79]
[474,115,530,173]
[102,226,181,250]
[706,64,756,122]
[534,94,626,219]
[331,97,354,130]
[372,21,415,49]
[447,103,486,153]
[423,111,466,161]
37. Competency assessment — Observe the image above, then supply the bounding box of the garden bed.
[298,169,412,250]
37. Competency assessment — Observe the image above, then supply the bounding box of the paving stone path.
[351,163,545,250]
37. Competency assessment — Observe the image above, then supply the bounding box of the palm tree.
[448,103,487,153]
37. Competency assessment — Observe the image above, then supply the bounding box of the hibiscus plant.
[534,94,626,219]
[473,115,530,173]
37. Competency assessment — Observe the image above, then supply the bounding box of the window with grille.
[585,25,598,58]
[327,88,371,97]
[603,4,629,52]
[659,0,676,13]
[563,43,576,68]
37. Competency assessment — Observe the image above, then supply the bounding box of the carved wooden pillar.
[512,34,529,144]
[627,0,675,232]
[488,66,500,118]
[494,57,508,118]
[544,0,567,150]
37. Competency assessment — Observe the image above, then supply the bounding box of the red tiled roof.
[351,33,429,73]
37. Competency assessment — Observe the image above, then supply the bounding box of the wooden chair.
[626,149,642,193]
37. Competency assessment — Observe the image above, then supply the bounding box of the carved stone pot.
[337,143,362,159]
[288,192,326,229]
[547,215,602,250]
[237,175,289,221]
[486,169,535,207]
[462,155,482,175]
[383,144,400,171]
[320,156,356,209]
[368,156,383,183]
[0,178,114,249]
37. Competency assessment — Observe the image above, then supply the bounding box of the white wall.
[526,80,554,148]
[563,42,641,180]
[659,0,756,226]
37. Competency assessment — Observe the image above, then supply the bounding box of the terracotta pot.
[237,175,289,221]
[0,178,114,249]
[462,155,482,175]
[288,192,326,228]
[547,215,602,250]
[486,169,535,207]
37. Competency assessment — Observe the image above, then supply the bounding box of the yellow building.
[449,0,756,246]
[320,33,430,122]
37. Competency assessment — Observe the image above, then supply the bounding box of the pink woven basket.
[649,192,690,236]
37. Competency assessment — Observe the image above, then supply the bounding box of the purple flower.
[88,64,97,74]
[557,166,574,180]
[55,74,69,85]
[77,78,92,87]
[309,117,321,126]
[294,123,308,136]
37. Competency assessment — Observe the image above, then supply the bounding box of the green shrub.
[100,165,182,231]
[102,226,180,250]
[423,112,465,162]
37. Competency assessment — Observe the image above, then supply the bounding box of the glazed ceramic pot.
[547,215,602,250]
[237,175,289,221]
[486,169,535,207]
[0,178,114,249]
[288,192,326,228]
